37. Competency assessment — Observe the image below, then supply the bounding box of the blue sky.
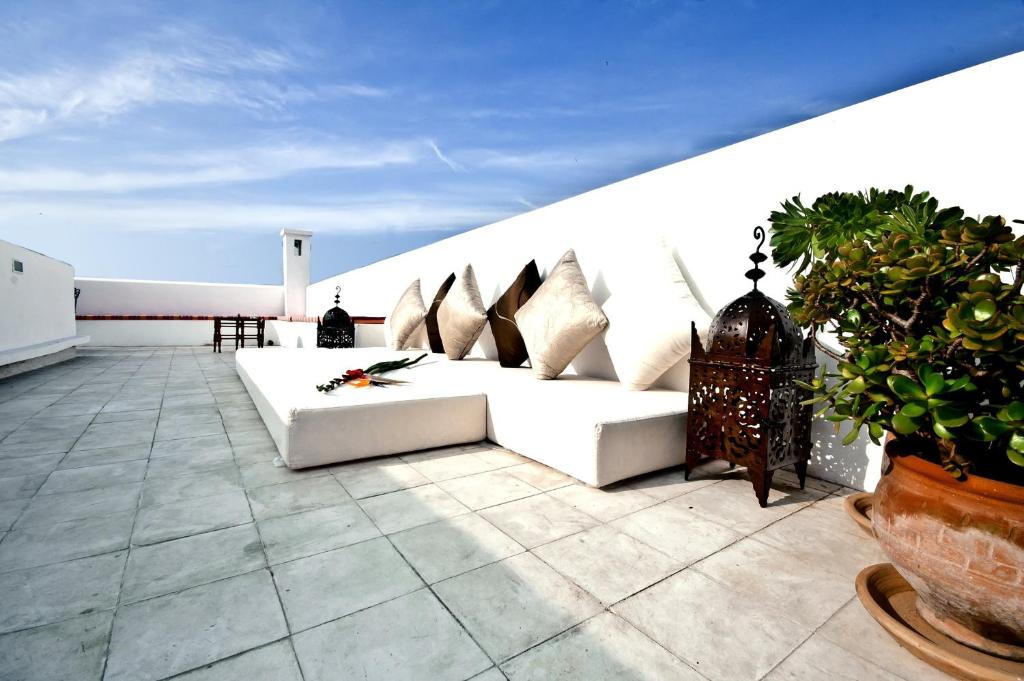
[1,1,1022,285]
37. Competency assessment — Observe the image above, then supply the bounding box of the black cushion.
[425,273,457,353]
[487,260,542,367]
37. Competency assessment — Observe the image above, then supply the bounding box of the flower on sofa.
[316,353,427,392]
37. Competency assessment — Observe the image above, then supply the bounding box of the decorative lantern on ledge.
[685,227,817,507]
[317,286,355,348]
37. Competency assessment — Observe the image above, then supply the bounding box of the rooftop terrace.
[0,347,949,680]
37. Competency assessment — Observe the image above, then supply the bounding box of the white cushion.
[515,249,608,379]
[437,264,488,360]
[603,238,712,390]
[387,280,427,350]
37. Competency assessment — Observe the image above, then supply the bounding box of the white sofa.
[236,347,688,487]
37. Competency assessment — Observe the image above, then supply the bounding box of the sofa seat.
[235,348,688,486]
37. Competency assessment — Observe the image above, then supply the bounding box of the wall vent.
[12,259,24,274]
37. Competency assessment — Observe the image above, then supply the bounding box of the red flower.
[345,368,366,379]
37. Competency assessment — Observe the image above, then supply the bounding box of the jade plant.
[769,186,1024,482]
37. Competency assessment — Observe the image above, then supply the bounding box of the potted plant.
[769,186,1024,660]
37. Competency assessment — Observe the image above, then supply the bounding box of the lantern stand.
[685,226,817,507]
[317,286,355,348]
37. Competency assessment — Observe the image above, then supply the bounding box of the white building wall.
[307,52,1024,491]
[0,239,85,369]
[75,278,284,317]
[281,229,312,318]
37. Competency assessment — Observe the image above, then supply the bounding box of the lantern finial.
[745,226,768,291]
[334,285,341,306]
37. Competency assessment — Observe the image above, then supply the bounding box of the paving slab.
[14,482,142,529]
[292,589,490,681]
[144,447,235,479]
[331,458,430,498]
[0,452,65,477]
[257,502,380,565]
[122,523,265,603]
[480,493,600,549]
[0,511,134,572]
[0,550,126,634]
[132,489,252,545]
[434,552,603,662]
[105,569,288,681]
[762,633,905,681]
[239,459,330,489]
[246,476,349,521]
[438,469,541,510]
[73,420,155,450]
[0,473,47,501]
[140,465,243,507]
[57,443,150,470]
[150,433,232,458]
[37,460,147,496]
[611,501,744,566]
[170,640,303,681]
[0,611,113,681]
[504,462,575,491]
[390,513,524,584]
[547,483,660,523]
[401,448,499,481]
[273,536,423,631]
[358,483,470,534]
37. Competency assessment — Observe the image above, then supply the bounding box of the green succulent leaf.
[891,412,921,435]
[887,375,926,401]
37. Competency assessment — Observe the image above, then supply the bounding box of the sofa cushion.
[437,264,488,360]
[487,260,542,368]
[387,280,427,350]
[425,273,456,353]
[515,249,608,379]
[603,238,712,390]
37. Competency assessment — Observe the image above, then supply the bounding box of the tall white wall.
[75,278,284,317]
[0,239,82,367]
[282,229,312,318]
[308,52,1024,491]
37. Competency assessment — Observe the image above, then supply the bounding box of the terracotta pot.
[873,441,1024,660]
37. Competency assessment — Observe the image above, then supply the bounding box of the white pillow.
[515,249,608,379]
[387,280,427,350]
[603,239,711,390]
[437,264,488,360]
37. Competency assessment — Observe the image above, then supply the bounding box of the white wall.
[75,278,284,317]
[307,52,1024,491]
[76,320,213,347]
[0,239,84,367]
[265,320,385,349]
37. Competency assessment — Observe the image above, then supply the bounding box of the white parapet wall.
[75,278,284,316]
[0,239,89,376]
[307,52,1024,492]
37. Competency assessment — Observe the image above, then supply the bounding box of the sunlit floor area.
[0,348,950,681]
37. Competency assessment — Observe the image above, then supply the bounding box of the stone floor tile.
[0,473,47,501]
[613,569,811,681]
[677,476,820,535]
[611,501,743,565]
[57,443,150,470]
[0,550,126,634]
[0,611,113,681]
[438,469,541,510]
[547,483,660,523]
[434,552,603,662]
[0,438,76,458]
[471,446,530,468]
[0,511,134,572]
[227,428,275,448]
[239,459,330,489]
[92,408,160,424]
[36,401,104,418]
[504,461,575,491]
[155,418,225,442]
[469,668,508,681]
[818,600,954,681]
[0,452,65,477]
[231,441,280,465]
[257,502,380,565]
[401,448,498,482]
[620,463,729,501]
[332,458,430,498]
[501,612,702,681]
[140,465,242,507]
[479,493,600,549]
[105,569,288,681]
[73,420,155,450]
[14,482,141,529]
[533,524,680,605]
[144,447,235,479]
[0,498,30,531]
[358,483,470,534]
[390,513,524,584]
[693,536,853,629]
[3,414,93,445]
[273,536,423,631]
[762,633,905,681]
[161,393,216,409]
[150,433,231,459]
[132,489,252,545]
[774,468,842,494]
[246,476,349,521]
[37,460,147,496]
[122,523,265,603]
[170,640,303,681]
[101,396,162,413]
[291,589,490,681]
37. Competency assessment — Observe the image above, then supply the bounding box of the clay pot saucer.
[843,492,875,537]
[856,563,1024,681]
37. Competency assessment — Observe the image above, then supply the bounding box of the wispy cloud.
[428,139,464,172]
[0,141,421,192]
[515,196,540,210]
[0,195,513,234]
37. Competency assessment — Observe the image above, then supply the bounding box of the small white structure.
[281,228,313,319]
[0,239,89,377]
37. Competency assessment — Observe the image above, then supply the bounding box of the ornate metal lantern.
[685,227,817,507]
[317,286,355,348]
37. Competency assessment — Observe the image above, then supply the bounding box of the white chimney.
[281,229,312,318]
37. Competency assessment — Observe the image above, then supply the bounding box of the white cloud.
[428,139,464,172]
[0,141,421,192]
[0,195,515,234]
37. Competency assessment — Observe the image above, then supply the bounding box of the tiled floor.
[0,347,954,680]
